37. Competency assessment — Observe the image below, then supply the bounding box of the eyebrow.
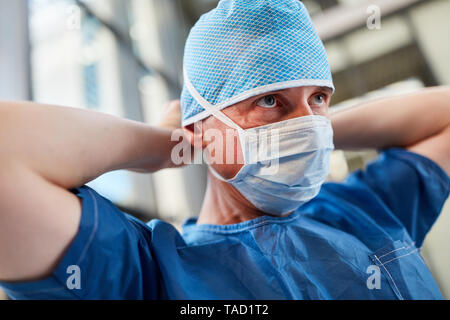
[319,86,333,94]
[250,86,333,102]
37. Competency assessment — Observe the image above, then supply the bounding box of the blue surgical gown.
[1,148,449,299]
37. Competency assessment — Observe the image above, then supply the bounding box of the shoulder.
[300,148,449,247]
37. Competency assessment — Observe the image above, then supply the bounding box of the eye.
[256,95,277,108]
[310,93,326,106]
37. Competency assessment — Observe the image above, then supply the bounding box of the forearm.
[331,86,450,150]
[0,101,175,189]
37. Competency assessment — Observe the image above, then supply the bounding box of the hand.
[158,100,182,131]
[156,100,195,169]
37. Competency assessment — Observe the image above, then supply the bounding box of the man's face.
[194,85,332,179]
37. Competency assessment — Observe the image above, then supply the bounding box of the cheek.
[249,108,285,125]
[210,162,244,180]
[203,120,245,179]
[311,106,329,117]
[220,130,245,179]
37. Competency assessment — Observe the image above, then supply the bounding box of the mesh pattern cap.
[181,0,334,126]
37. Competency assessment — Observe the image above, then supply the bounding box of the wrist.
[123,125,178,173]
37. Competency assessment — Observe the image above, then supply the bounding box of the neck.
[196,171,264,225]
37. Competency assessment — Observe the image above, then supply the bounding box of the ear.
[183,122,208,149]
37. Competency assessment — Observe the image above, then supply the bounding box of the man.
[0,0,449,299]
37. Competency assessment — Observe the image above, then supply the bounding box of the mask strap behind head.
[183,67,244,133]
[184,67,251,178]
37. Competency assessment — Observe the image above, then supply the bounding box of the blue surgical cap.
[181,0,334,126]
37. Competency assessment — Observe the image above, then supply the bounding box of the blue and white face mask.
[207,114,335,216]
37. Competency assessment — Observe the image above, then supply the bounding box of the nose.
[291,97,314,118]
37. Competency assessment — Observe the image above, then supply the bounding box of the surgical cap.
[181,0,334,126]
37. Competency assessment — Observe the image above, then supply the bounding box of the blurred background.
[0,0,449,300]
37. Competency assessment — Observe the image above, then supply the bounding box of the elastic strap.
[183,67,244,133]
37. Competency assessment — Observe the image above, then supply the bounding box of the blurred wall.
[409,0,450,85]
[0,0,30,300]
[0,0,30,100]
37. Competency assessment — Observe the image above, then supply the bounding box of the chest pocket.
[369,240,442,300]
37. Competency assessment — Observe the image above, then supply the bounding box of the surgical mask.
[207,113,335,216]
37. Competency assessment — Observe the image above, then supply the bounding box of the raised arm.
[0,100,180,282]
[331,86,450,175]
